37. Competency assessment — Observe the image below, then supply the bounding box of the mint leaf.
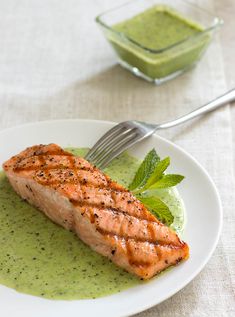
[128,149,160,191]
[144,157,170,189]
[138,196,174,226]
[128,150,185,227]
[149,174,185,190]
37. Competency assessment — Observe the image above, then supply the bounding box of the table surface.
[0,0,234,316]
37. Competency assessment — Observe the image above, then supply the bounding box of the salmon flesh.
[3,144,189,279]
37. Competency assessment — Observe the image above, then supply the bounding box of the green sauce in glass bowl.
[96,1,222,84]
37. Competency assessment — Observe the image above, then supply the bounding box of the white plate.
[0,119,222,317]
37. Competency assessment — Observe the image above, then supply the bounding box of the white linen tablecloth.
[0,0,234,316]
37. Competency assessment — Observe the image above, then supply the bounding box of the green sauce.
[0,148,185,299]
[114,8,201,51]
[108,5,210,80]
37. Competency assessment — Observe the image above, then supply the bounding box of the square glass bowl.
[96,0,223,84]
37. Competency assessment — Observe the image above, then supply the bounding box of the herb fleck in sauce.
[0,148,185,299]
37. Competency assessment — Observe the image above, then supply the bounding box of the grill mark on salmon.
[13,156,93,173]
[13,155,129,194]
[75,203,180,246]
[68,186,154,222]
[3,144,189,279]
[102,234,187,276]
[70,200,154,222]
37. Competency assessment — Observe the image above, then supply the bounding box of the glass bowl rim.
[95,0,223,54]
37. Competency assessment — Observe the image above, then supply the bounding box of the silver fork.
[85,89,235,169]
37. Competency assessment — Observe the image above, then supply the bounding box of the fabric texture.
[0,0,234,316]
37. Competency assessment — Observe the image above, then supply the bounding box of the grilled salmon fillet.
[3,144,189,279]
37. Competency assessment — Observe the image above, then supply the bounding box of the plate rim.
[0,118,223,317]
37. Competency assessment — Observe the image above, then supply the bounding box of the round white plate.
[0,119,222,317]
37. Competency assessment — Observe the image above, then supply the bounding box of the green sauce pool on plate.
[0,148,186,299]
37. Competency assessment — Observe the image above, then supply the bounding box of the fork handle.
[157,88,235,130]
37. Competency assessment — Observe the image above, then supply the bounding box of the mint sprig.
[128,148,160,191]
[129,149,185,226]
